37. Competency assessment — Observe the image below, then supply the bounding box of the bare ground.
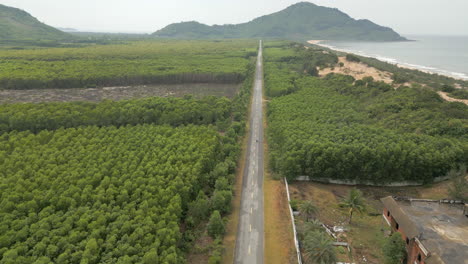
[0,83,240,104]
[320,57,394,84]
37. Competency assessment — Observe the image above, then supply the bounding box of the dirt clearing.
[437,91,468,105]
[0,83,240,104]
[320,57,394,84]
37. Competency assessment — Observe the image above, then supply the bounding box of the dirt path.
[437,91,468,105]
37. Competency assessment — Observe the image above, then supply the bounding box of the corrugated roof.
[380,196,421,239]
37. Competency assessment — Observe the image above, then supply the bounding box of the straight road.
[234,40,264,264]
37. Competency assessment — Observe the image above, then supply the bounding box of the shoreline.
[307,40,468,82]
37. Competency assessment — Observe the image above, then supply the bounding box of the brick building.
[381,196,468,264]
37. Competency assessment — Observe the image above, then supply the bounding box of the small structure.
[381,196,468,264]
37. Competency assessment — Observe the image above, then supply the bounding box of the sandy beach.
[307,40,468,82]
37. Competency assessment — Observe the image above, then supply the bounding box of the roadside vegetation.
[265,42,467,184]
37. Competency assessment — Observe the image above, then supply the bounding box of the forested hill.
[153,2,406,41]
[0,4,71,40]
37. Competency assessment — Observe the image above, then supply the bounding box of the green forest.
[265,43,468,183]
[0,40,256,89]
[0,40,256,263]
[1,125,222,263]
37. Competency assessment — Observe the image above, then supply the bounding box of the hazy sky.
[1,0,467,35]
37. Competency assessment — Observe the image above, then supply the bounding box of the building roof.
[425,253,445,264]
[382,196,468,264]
[380,196,420,238]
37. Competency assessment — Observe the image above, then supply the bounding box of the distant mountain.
[153,2,406,41]
[0,4,71,40]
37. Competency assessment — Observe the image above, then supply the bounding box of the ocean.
[319,35,468,80]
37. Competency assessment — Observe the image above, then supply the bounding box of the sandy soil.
[437,91,468,105]
[320,56,394,84]
[307,40,326,45]
[0,83,240,104]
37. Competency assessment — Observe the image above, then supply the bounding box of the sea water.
[320,35,468,80]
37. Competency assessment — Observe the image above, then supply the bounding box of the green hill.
[0,4,71,40]
[153,2,406,41]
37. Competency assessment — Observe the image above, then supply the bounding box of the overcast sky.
[1,0,467,35]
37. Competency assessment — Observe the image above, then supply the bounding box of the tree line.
[0,40,256,89]
[0,96,231,133]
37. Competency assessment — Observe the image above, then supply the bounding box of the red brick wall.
[407,240,428,264]
[382,207,428,264]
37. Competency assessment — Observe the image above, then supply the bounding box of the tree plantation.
[0,40,256,89]
[0,39,257,263]
[0,96,232,133]
[0,125,228,263]
[265,43,467,184]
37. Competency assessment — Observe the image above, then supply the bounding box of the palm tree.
[297,219,323,241]
[299,200,319,222]
[302,231,337,264]
[339,188,366,224]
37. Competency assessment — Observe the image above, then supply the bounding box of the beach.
[307,37,468,81]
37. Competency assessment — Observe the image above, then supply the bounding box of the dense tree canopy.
[0,40,256,89]
[0,96,232,133]
[265,43,468,184]
[0,125,224,263]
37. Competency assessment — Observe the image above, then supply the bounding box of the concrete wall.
[296,175,450,187]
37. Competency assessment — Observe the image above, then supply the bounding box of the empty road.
[234,40,264,264]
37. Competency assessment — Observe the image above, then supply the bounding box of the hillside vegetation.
[154,2,405,41]
[265,43,467,184]
[0,40,256,89]
[0,4,70,40]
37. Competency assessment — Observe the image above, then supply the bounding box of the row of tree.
[0,40,255,89]
[0,96,231,133]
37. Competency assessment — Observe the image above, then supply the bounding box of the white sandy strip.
[307,40,468,81]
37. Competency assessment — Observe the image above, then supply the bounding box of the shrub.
[392,73,410,84]
[289,199,299,211]
[441,84,455,93]
[346,54,360,63]
[383,233,407,264]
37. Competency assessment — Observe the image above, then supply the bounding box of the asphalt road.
[234,40,264,264]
